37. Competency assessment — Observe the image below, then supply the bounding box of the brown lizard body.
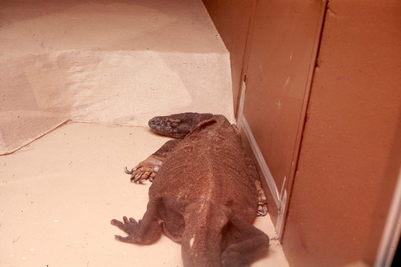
[111,113,269,267]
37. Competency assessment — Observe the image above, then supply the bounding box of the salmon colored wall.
[283,0,401,266]
[202,0,256,115]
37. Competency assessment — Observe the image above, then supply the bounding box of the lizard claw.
[124,166,133,175]
[111,216,140,244]
[257,202,268,216]
[125,156,162,184]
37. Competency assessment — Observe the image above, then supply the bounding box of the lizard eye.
[168,119,181,128]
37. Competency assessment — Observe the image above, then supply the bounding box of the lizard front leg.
[125,155,163,183]
[255,180,268,216]
[125,139,181,184]
[244,153,268,216]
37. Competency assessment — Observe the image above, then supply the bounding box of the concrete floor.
[0,123,289,267]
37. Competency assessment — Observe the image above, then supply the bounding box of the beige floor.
[0,123,289,267]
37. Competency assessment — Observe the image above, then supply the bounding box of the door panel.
[283,0,401,265]
[242,0,326,223]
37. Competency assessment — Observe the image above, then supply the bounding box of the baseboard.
[238,115,281,209]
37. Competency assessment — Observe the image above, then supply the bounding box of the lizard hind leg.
[111,216,140,242]
[111,199,162,245]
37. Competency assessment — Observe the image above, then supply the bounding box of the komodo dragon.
[111,112,269,267]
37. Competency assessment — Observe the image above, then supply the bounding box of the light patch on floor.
[0,0,233,154]
[0,123,289,266]
[0,0,233,124]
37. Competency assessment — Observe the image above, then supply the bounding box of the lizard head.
[148,112,213,138]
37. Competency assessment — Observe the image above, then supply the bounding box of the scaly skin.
[112,113,269,267]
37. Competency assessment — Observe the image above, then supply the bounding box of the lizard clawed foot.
[111,216,140,243]
[125,156,162,184]
[125,165,157,184]
[255,180,268,216]
[257,202,268,216]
